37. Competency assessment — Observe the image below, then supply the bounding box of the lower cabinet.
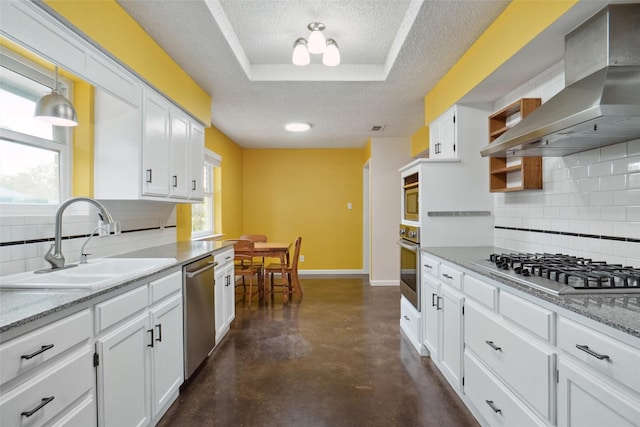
[400,296,423,354]
[214,248,235,344]
[95,270,183,427]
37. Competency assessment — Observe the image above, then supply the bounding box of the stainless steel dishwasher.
[183,255,217,379]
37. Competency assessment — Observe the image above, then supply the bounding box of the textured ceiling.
[115,0,615,149]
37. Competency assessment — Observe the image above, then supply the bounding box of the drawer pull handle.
[21,396,54,417]
[485,340,502,351]
[192,179,197,191]
[436,296,443,310]
[172,175,178,188]
[146,169,152,183]
[403,315,410,321]
[147,329,154,348]
[432,293,438,307]
[442,273,453,280]
[424,264,432,269]
[485,400,502,414]
[21,344,54,360]
[155,324,162,342]
[576,344,610,360]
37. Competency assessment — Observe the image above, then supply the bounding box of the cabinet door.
[143,91,170,197]
[189,122,205,201]
[422,276,439,360]
[150,294,183,418]
[557,357,640,427]
[440,285,463,389]
[214,264,226,341]
[169,111,190,199]
[439,108,456,158]
[224,262,236,327]
[96,313,151,427]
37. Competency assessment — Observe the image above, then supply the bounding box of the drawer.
[464,301,554,420]
[400,297,421,347]
[214,248,234,266]
[421,253,439,278]
[0,309,92,385]
[150,270,181,304]
[464,274,497,310]
[499,292,553,342]
[557,316,640,393]
[95,285,148,333]
[439,263,462,290]
[464,351,546,427]
[48,395,96,427]
[0,348,94,426]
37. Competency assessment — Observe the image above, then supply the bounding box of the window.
[192,149,221,239]
[0,47,71,207]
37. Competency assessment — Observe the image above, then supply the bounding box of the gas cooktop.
[472,253,640,295]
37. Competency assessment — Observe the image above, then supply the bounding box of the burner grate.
[488,253,640,291]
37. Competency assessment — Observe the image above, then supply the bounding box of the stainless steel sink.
[0,258,177,290]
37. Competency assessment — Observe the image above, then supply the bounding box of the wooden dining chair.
[240,234,268,267]
[232,239,263,308]
[265,236,302,300]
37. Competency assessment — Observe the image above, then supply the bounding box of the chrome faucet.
[37,197,118,273]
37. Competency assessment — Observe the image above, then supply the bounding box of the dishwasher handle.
[185,261,218,278]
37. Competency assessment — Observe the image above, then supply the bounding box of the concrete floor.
[158,276,479,426]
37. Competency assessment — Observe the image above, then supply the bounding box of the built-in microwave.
[404,186,419,221]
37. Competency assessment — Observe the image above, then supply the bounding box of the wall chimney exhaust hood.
[481,4,640,158]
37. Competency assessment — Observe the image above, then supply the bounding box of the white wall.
[369,137,413,286]
[492,61,640,267]
[1,200,177,275]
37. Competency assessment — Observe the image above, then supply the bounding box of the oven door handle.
[397,241,419,252]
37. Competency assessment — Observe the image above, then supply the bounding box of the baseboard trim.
[298,269,365,275]
[369,280,399,287]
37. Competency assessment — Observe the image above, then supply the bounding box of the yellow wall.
[243,149,364,270]
[206,127,244,239]
[410,126,429,158]
[44,0,211,124]
[72,81,94,197]
[416,0,578,157]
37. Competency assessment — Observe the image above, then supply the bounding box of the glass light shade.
[285,122,311,132]
[322,39,340,67]
[34,89,78,127]
[307,28,326,54]
[292,39,310,66]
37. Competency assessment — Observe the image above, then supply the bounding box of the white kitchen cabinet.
[169,110,190,199]
[429,106,456,159]
[189,122,205,200]
[143,90,172,197]
[149,294,183,418]
[400,296,422,354]
[428,104,489,160]
[95,270,183,427]
[0,309,96,427]
[557,356,640,427]
[421,260,464,390]
[214,247,235,343]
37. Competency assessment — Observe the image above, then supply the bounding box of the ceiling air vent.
[371,125,386,131]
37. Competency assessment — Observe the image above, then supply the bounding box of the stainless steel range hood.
[481,4,640,158]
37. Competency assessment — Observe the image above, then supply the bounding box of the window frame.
[0,46,72,214]
[191,148,221,240]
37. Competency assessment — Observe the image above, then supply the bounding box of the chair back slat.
[290,237,302,270]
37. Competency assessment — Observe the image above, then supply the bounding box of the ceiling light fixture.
[285,122,311,132]
[34,66,78,127]
[292,22,340,67]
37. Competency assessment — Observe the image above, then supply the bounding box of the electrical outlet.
[299,255,305,262]
[347,202,352,210]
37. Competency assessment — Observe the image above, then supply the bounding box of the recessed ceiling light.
[285,122,311,132]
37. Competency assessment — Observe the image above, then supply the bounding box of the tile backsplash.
[1,200,177,275]
[492,60,640,267]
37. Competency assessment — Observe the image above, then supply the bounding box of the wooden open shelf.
[488,98,542,192]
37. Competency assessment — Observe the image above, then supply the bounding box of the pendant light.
[322,39,340,66]
[34,66,78,127]
[292,38,310,66]
[307,22,326,54]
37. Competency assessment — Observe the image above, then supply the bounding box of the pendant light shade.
[292,38,310,66]
[322,39,340,67]
[307,22,326,54]
[34,66,78,127]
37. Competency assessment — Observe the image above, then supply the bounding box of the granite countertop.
[0,240,234,338]
[422,246,640,340]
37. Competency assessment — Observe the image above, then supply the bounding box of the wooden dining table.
[233,241,295,303]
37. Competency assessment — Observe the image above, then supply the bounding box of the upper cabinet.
[2,0,206,203]
[488,99,543,192]
[428,105,488,161]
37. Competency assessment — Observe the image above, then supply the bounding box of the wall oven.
[403,173,419,222]
[399,224,420,310]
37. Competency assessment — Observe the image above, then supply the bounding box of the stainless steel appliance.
[403,173,419,221]
[473,253,640,295]
[399,224,420,309]
[183,255,218,379]
[481,4,640,158]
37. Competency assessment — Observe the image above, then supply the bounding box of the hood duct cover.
[481,4,640,158]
